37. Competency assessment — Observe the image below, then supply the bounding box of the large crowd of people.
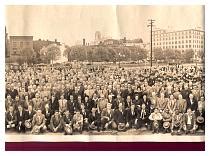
[5,63,205,135]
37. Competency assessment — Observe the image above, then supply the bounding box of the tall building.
[9,36,33,56]
[95,31,101,42]
[152,29,204,54]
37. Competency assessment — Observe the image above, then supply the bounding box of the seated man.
[62,110,73,135]
[114,103,126,131]
[195,103,205,132]
[162,108,172,133]
[183,108,197,134]
[171,109,183,135]
[137,103,150,129]
[16,105,26,133]
[31,109,47,134]
[49,110,63,133]
[126,103,138,129]
[101,103,116,130]
[80,103,89,131]
[88,107,101,132]
[5,105,17,130]
[73,109,83,133]
[149,108,162,133]
[24,105,36,131]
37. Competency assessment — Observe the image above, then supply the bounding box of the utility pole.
[147,19,155,69]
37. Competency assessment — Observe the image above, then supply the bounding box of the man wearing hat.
[126,103,138,129]
[24,105,36,131]
[114,103,126,131]
[171,109,183,135]
[62,110,73,135]
[149,108,162,133]
[88,107,101,132]
[137,103,150,129]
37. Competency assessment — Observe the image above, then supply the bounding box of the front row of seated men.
[6,102,204,135]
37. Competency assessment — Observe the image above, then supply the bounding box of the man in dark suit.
[126,103,138,129]
[114,103,126,131]
[49,110,63,133]
[50,94,59,113]
[101,103,116,130]
[137,103,150,129]
[24,105,36,131]
[5,105,17,130]
[186,94,198,111]
[16,105,26,132]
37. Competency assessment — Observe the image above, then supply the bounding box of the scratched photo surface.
[5,5,205,142]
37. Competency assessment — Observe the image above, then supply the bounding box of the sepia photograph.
[4,5,205,147]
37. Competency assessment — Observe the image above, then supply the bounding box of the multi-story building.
[9,36,33,56]
[152,28,204,55]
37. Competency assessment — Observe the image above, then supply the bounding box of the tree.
[183,49,194,62]
[46,44,61,64]
[21,47,35,64]
[154,48,164,60]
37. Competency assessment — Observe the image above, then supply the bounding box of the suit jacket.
[50,115,62,128]
[5,111,17,124]
[186,98,198,111]
[101,108,114,121]
[24,110,36,121]
[63,114,72,124]
[126,108,138,123]
[183,113,196,126]
[114,109,126,124]
[16,110,26,123]
[88,111,101,123]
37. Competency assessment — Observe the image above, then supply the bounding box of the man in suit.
[171,109,183,135]
[16,105,26,132]
[58,94,68,114]
[177,94,187,113]
[5,105,17,130]
[88,107,101,132]
[32,93,43,111]
[114,103,126,131]
[42,103,53,129]
[126,103,138,129]
[186,94,198,111]
[49,110,63,133]
[31,109,47,134]
[73,109,83,133]
[140,94,151,113]
[101,103,116,130]
[62,110,73,135]
[80,103,89,131]
[183,108,197,134]
[50,94,59,113]
[24,104,36,131]
[137,103,150,129]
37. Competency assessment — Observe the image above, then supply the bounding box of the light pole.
[147,19,155,70]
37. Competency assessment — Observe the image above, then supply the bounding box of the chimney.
[83,38,86,46]
[123,37,126,43]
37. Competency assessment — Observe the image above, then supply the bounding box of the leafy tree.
[46,44,61,64]
[21,47,35,64]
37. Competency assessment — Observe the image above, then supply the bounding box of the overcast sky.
[6,5,204,45]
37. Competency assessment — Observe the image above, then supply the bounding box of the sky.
[6,5,204,45]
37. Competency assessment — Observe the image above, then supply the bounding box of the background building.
[152,28,204,55]
[9,36,33,56]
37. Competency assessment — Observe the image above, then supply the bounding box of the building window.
[179,41,181,44]
[175,41,177,44]
[179,45,181,48]
[186,45,188,48]
[186,36,188,38]
[186,40,188,43]
[175,46,177,48]
[182,45,184,48]
[172,46,174,48]
[189,40,191,43]
[172,42,174,44]
[182,41,184,44]
[189,45,191,48]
